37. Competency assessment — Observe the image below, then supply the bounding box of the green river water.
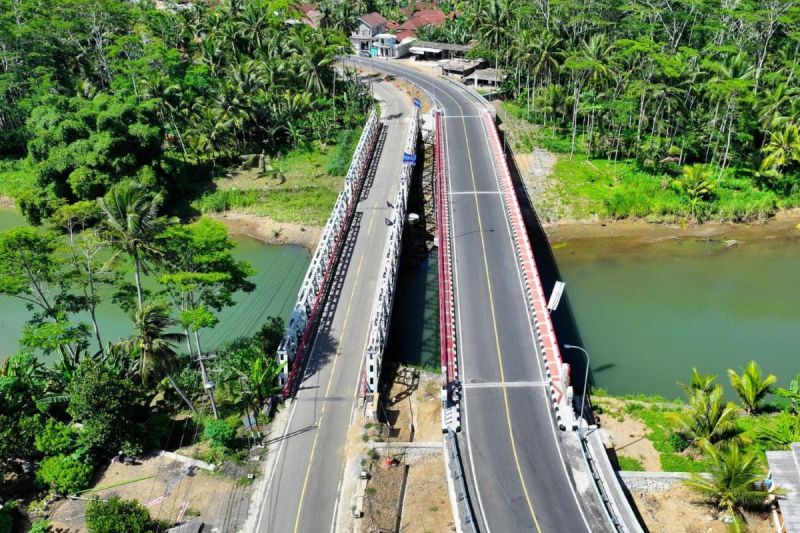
[0,209,310,361]
[552,225,800,398]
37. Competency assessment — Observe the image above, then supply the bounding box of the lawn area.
[193,129,361,226]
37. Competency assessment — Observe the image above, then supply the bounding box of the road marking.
[292,252,365,533]
[462,381,547,389]
[449,190,502,195]
[354,59,594,533]
[456,97,543,533]
[473,107,594,531]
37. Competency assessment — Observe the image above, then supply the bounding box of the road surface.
[351,58,613,533]
[250,80,413,533]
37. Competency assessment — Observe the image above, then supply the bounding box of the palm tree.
[685,443,769,531]
[728,361,776,414]
[121,303,195,413]
[97,182,164,310]
[774,372,800,413]
[761,123,800,172]
[669,385,743,449]
[673,164,714,221]
[679,368,718,396]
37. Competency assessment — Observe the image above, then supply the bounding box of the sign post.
[547,281,566,311]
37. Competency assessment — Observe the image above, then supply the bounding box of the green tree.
[36,454,94,494]
[727,361,776,414]
[673,164,714,221]
[67,360,148,459]
[679,368,718,396]
[203,418,237,449]
[685,444,769,531]
[97,181,165,310]
[85,496,158,533]
[120,302,195,413]
[669,385,743,449]
[761,123,800,172]
[0,228,86,368]
[35,419,80,457]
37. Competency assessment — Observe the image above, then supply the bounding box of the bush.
[35,420,80,457]
[326,129,359,176]
[29,520,52,533]
[668,431,690,452]
[203,419,236,449]
[36,454,94,494]
[85,496,157,533]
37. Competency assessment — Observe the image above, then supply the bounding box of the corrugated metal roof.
[768,443,800,532]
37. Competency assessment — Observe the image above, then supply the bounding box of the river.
[549,219,800,398]
[0,209,310,362]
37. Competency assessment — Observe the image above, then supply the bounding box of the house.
[408,40,474,60]
[350,12,388,55]
[439,58,486,79]
[298,3,322,29]
[464,67,507,88]
[373,34,414,59]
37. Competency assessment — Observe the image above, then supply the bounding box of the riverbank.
[545,209,800,249]
[211,211,321,252]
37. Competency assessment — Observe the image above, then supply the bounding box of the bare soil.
[364,461,406,532]
[632,485,773,533]
[593,397,661,471]
[399,455,455,533]
[211,210,321,251]
[48,455,252,532]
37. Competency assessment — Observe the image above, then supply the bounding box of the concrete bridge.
[244,61,641,533]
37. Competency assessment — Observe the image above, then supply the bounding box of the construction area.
[347,367,454,533]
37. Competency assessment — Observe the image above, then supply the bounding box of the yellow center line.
[456,106,542,532]
[292,251,364,533]
[292,147,385,533]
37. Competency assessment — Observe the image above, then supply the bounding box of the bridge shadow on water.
[494,123,597,398]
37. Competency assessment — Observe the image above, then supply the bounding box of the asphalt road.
[351,58,613,533]
[251,80,412,533]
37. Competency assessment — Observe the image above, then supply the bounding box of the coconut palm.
[728,361,776,414]
[761,123,800,172]
[121,303,195,413]
[673,164,714,221]
[669,384,743,449]
[685,443,769,531]
[97,182,165,311]
[679,368,718,396]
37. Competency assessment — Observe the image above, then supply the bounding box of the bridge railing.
[363,107,420,394]
[479,110,572,429]
[434,110,461,433]
[278,108,380,396]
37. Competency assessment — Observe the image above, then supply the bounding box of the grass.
[0,159,35,199]
[617,456,646,471]
[499,101,784,223]
[192,130,361,226]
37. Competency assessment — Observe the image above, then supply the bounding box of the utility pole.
[197,352,219,419]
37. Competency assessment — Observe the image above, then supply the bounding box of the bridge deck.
[354,59,613,533]
[250,80,413,533]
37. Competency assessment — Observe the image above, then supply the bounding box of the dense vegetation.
[0,0,370,223]
[0,0,369,528]
[431,0,800,221]
[595,364,800,529]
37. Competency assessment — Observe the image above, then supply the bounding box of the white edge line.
[475,109,593,532]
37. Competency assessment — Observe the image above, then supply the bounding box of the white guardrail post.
[363,107,420,394]
[277,108,379,390]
